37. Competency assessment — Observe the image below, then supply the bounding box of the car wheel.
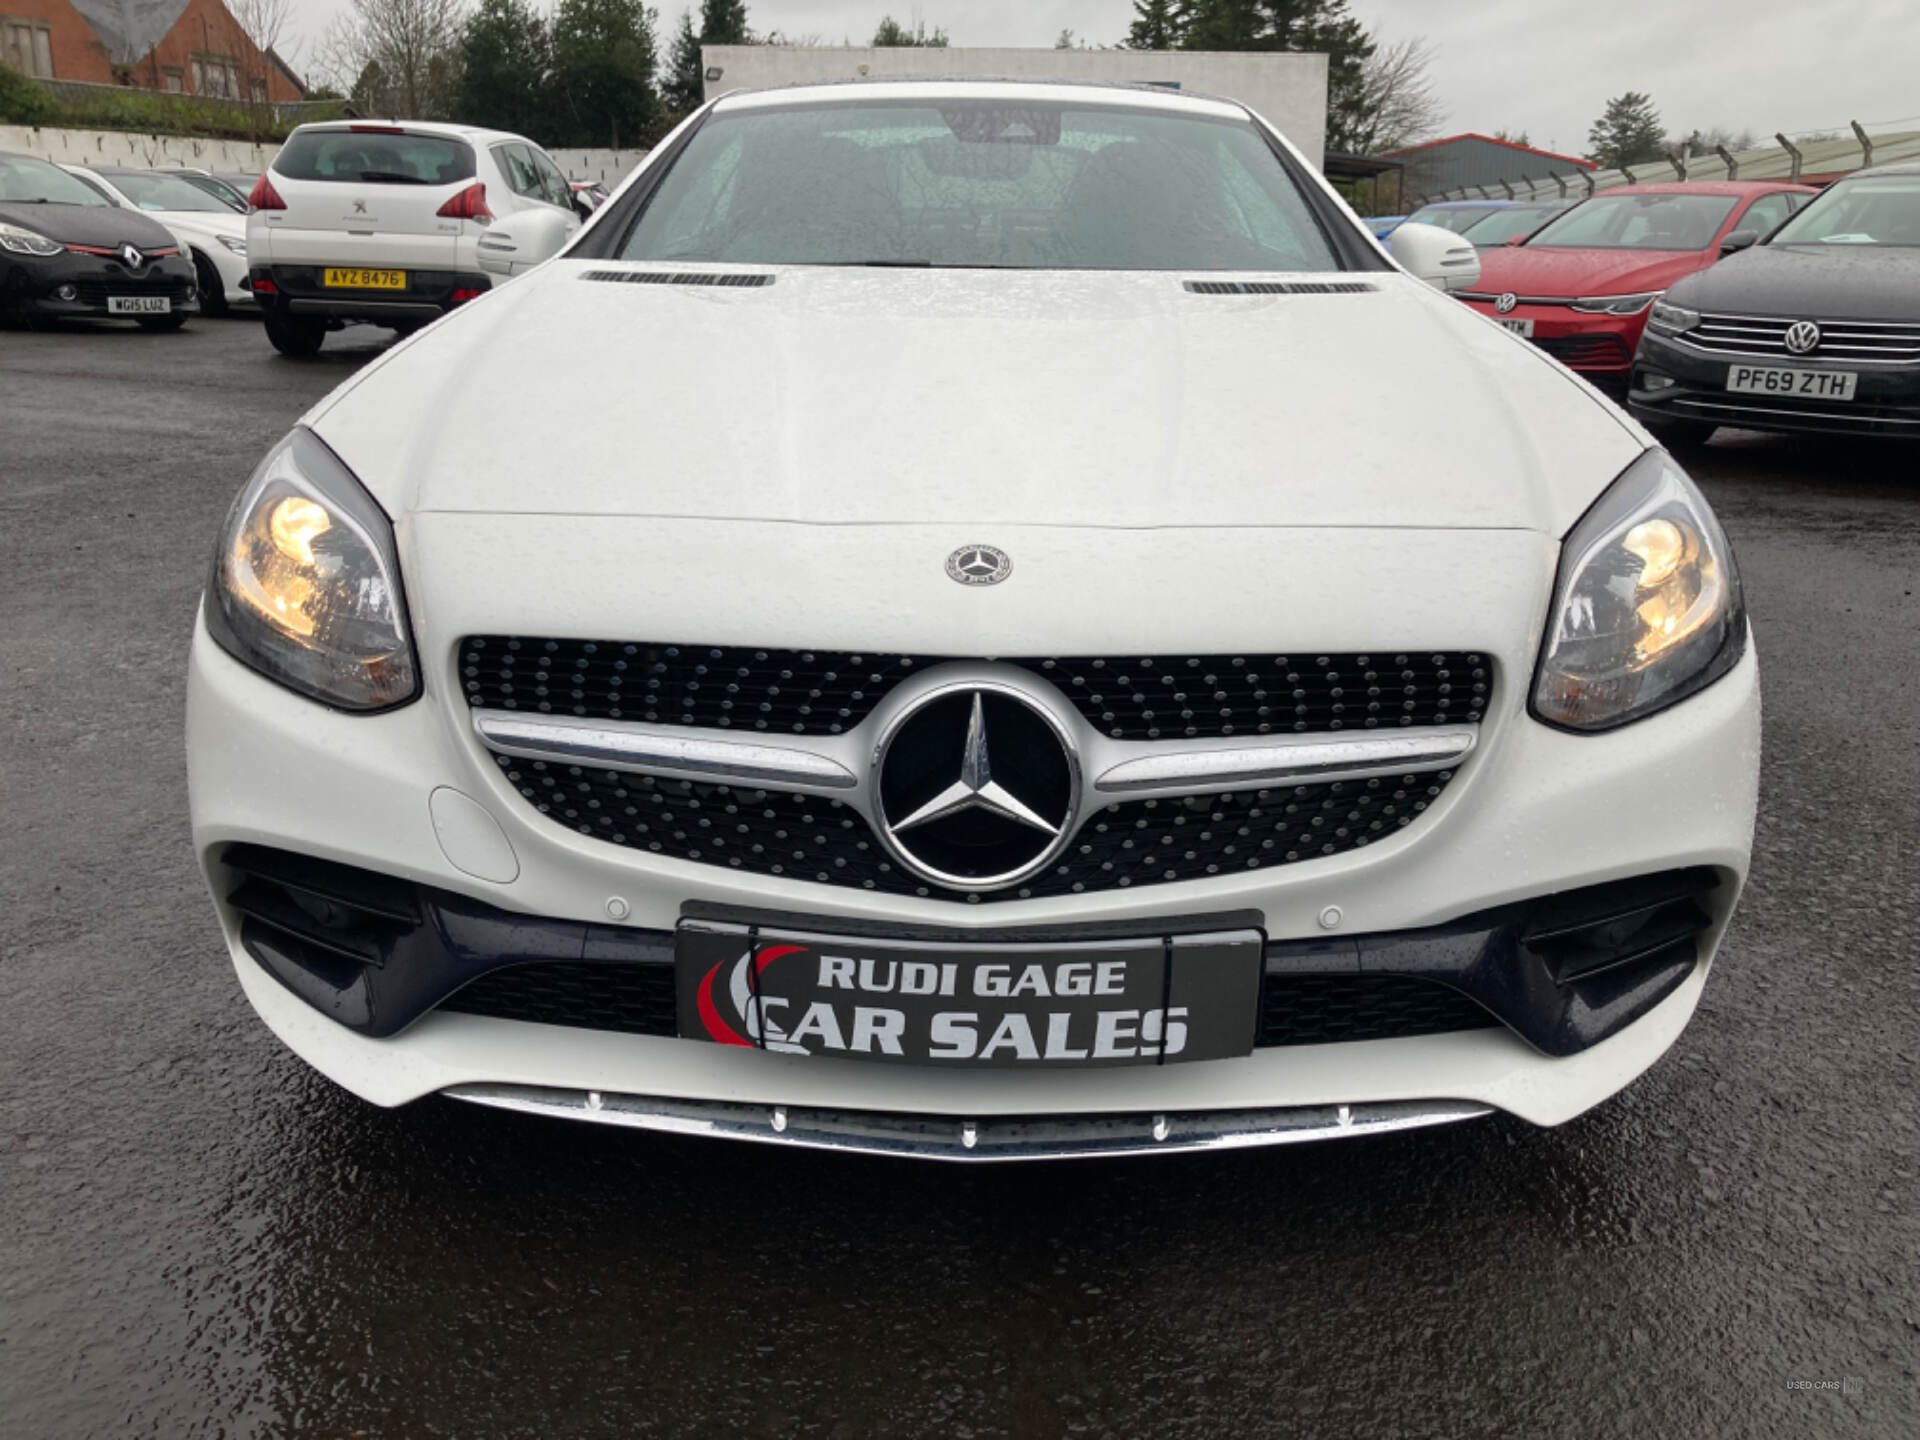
[193,251,229,318]
[1642,416,1718,448]
[264,306,327,357]
[137,314,189,332]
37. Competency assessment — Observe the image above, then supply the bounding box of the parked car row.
[2,124,596,350]
[0,151,199,329]
[1434,169,1919,439]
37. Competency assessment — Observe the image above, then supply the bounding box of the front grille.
[492,755,1458,902]
[442,962,678,1034]
[1536,334,1632,368]
[1257,974,1494,1045]
[1684,314,1920,362]
[73,276,193,306]
[460,638,1487,740]
[433,962,1490,1047]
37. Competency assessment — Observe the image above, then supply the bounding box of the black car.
[0,151,199,330]
[1630,160,1920,441]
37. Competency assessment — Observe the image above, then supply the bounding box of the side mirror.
[476,207,576,278]
[1719,229,1759,255]
[1389,220,1482,293]
[572,195,594,222]
[1504,234,1528,246]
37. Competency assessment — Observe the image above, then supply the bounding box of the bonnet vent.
[1184,280,1378,295]
[581,270,774,288]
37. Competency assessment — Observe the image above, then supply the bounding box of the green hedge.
[0,68,345,140]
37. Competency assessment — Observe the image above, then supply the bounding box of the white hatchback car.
[61,164,252,315]
[245,119,584,356]
[189,81,1758,1162]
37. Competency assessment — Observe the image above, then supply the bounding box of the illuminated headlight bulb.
[269,496,332,564]
[1624,518,1685,588]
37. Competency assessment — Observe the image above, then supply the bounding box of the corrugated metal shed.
[1381,133,1593,200]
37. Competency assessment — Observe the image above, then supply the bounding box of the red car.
[1460,182,1815,386]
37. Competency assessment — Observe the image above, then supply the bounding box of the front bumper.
[1462,298,1647,381]
[2,251,198,319]
[188,592,1761,1146]
[1631,329,1920,437]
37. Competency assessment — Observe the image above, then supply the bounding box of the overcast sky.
[284,0,1920,155]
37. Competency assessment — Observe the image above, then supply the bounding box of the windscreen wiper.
[354,172,429,185]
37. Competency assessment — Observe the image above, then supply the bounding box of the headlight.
[1568,292,1660,315]
[0,221,63,257]
[1532,448,1745,732]
[204,428,419,711]
[1647,298,1702,335]
[217,233,247,254]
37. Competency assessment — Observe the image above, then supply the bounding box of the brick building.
[1,0,305,102]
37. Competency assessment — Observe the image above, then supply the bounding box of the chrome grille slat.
[1680,312,1920,363]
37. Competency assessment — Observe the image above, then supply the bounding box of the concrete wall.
[0,126,648,185]
[700,46,1329,166]
[0,123,279,171]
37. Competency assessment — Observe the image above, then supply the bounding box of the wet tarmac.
[2,319,1914,1437]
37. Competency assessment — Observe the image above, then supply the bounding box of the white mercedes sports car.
[187,80,1758,1161]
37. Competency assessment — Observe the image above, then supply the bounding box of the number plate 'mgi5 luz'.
[676,922,1265,1068]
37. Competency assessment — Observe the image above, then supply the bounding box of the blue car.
[1363,215,1408,240]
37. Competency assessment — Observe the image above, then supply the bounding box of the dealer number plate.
[322,267,406,290]
[107,295,170,314]
[1727,365,1856,400]
[675,921,1264,1068]
[1496,317,1534,337]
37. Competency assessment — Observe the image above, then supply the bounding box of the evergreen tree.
[1118,3,1377,154]
[551,0,661,148]
[663,8,702,114]
[698,0,750,45]
[1125,0,1187,50]
[457,0,553,140]
[1588,92,1666,168]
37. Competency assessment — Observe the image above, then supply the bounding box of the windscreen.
[0,154,109,206]
[108,171,240,213]
[1527,193,1739,251]
[1406,204,1499,234]
[274,130,476,185]
[1769,176,1920,246]
[618,98,1342,271]
[1460,202,1566,243]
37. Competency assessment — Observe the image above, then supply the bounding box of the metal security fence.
[1412,120,1920,206]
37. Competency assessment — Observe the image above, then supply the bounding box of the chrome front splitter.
[441,1084,1494,1162]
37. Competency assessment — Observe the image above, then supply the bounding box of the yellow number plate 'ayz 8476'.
[322,268,406,289]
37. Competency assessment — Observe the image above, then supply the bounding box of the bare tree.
[316,0,467,119]
[1347,34,1444,154]
[227,0,295,124]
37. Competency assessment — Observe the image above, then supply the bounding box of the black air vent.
[580,270,774,288]
[1519,868,1719,986]
[1184,280,1378,295]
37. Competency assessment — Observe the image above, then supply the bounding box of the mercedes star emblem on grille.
[119,243,143,270]
[946,544,1012,585]
[875,685,1077,890]
[1784,320,1822,355]
[1495,293,1518,314]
